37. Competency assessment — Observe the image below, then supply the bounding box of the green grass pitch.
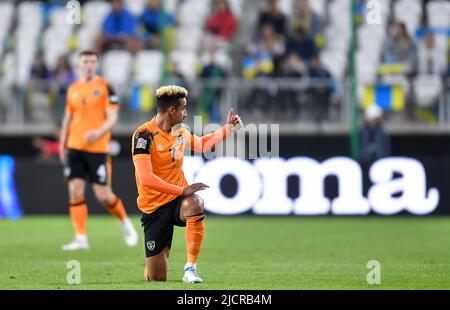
[0,216,449,289]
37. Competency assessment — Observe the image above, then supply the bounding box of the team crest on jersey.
[93,89,101,97]
[177,135,183,145]
[147,240,155,251]
[136,138,147,150]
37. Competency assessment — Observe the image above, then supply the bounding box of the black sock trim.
[194,216,205,222]
[186,212,205,218]
[70,201,86,207]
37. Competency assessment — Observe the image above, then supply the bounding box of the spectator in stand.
[382,22,415,74]
[417,31,447,75]
[166,60,188,88]
[257,0,287,36]
[290,0,322,39]
[200,47,229,122]
[140,0,175,49]
[285,27,317,63]
[308,55,332,122]
[360,105,391,166]
[279,53,306,113]
[246,24,285,76]
[51,55,75,120]
[204,0,238,50]
[30,53,50,82]
[95,0,143,54]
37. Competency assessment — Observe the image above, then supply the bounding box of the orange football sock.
[69,198,87,236]
[185,213,206,264]
[107,195,127,222]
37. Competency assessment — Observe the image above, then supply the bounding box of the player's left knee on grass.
[181,195,204,218]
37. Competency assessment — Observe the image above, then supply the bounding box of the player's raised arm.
[187,108,244,153]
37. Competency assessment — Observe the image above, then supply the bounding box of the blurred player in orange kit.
[59,50,138,251]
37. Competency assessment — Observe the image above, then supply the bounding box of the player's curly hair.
[155,85,188,112]
[156,85,188,98]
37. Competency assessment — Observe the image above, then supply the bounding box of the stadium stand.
[0,0,449,129]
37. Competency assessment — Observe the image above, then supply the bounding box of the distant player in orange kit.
[59,50,137,251]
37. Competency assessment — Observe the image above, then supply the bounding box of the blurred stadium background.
[0,0,450,289]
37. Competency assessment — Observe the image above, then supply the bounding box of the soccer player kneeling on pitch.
[132,86,243,283]
[60,50,138,251]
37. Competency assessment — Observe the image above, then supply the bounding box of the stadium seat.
[278,0,294,16]
[427,0,450,28]
[0,2,14,31]
[1,52,17,87]
[308,0,327,17]
[413,75,443,108]
[76,26,98,51]
[17,52,35,86]
[325,26,350,53]
[163,0,178,14]
[228,0,244,17]
[394,0,422,36]
[0,1,13,58]
[178,0,211,27]
[169,50,198,82]
[200,49,231,70]
[17,1,43,29]
[124,0,146,16]
[50,7,75,30]
[15,28,39,79]
[82,0,111,30]
[358,25,384,51]
[328,0,351,38]
[357,51,378,85]
[102,50,133,87]
[134,50,164,86]
[43,27,72,69]
[320,50,347,80]
[175,27,203,52]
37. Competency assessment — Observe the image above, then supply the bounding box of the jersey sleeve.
[132,128,154,160]
[105,83,120,110]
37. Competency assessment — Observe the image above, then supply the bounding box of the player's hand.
[59,145,67,165]
[85,130,103,144]
[182,183,209,196]
[226,108,243,133]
